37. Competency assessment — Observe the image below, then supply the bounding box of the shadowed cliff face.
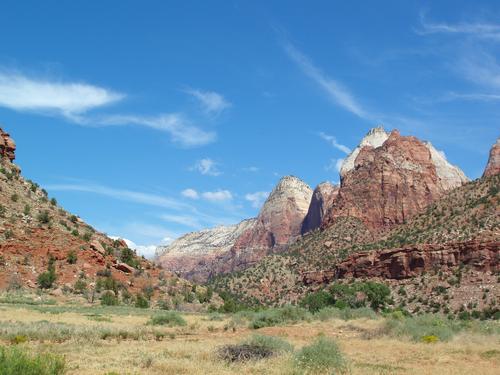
[301,182,339,234]
[483,137,500,178]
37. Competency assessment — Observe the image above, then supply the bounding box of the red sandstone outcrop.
[483,137,500,177]
[301,240,499,284]
[322,130,466,231]
[301,182,339,234]
[0,128,16,161]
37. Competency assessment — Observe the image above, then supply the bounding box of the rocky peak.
[483,137,500,177]
[0,127,16,161]
[301,181,339,234]
[340,126,389,178]
[423,141,468,190]
[323,129,455,230]
[340,126,468,190]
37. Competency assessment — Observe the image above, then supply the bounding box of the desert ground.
[0,294,498,375]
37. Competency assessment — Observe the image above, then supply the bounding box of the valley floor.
[0,300,499,374]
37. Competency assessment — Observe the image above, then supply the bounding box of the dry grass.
[0,304,498,374]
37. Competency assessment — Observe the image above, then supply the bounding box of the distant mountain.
[156,175,313,282]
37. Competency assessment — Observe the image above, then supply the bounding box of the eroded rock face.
[234,176,313,250]
[323,129,467,231]
[483,137,500,177]
[336,240,499,280]
[301,240,499,284]
[155,219,256,282]
[0,128,16,161]
[156,176,313,282]
[301,182,339,234]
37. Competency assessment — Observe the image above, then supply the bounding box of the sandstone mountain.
[322,129,468,231]
[484,137,500,177]
[156,176,313,282]
[301,182,339,234]
[155,219,256,282]
[0,126,216,309]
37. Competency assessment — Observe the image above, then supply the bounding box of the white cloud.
[318,132,351,154]
[109,236,172,259]
[45,183,190,210]
[456,52,500,90]
[284,42,370,120]
[181,188,199,199]
[417,14,500,41]
[0,70,215,148]
[96,114,215,147]
[185,88,231,115]
[438,92,500,103]
[160,213,200,228]
[201,189,233,202]
[245,191,269,209]
[243,166,260,172]
[325,158,344,173]
[0,71,123,118]
[191,158,221,176]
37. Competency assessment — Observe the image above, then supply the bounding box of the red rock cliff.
[0,128,16,161]
[483,138,500,177]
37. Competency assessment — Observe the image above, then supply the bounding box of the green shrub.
[66,251,77,264]
[293,337,349,374]
[37,256,56,289]
[73,279,87,294]
[135,294,149,308]
[10,193,19,202]
[37,210,51,224]
[300,290,333,312]
[315,306,378,321]
[249,306,310,329]
[384,315,462,342]
[120,248,139,269]
[217,334,293,363]
[50,198,57,206]
[100,291,119,306]
[0,346,65,375]
[23,204,31,216]
[329,281,391,310]
[148,311,186,327]
[243,334,293,353]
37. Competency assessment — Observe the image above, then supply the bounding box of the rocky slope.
[0,126,217,309]
[484,137,500,177]
[157,176,313,282]
[155,219,256,283]
[322,129,468,231]
[301,182,339,234]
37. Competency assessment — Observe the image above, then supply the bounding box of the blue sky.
[0,1,499,256]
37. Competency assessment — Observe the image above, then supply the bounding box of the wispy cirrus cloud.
[185,87,231,115]
[96,114,215,147]
[318,132,351,154]
[0,70,216,147]
[191,158,221,176]
[0,70,123,118]
[45,183,190,211]
[417,13,500,41]
[245,191,269,209]
[284,42,370,120]
[325,158,344,173]
[159,214,201,228]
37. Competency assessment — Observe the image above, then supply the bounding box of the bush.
[73,279,87,294]
[23,204,31,215]
[120,248,139,268]
[329,281,391,310]
[37,210,51,224]
[217,334,292,363]
[100,291,119,306]
[148,312,186,327]
[384,314,463,342]
[135,294,149,308]
[10,193,19,202]
[37,256,56,289]
[294,337,349,374]
[0,346,65,375]
[300,290,333,312]
[66,251,77,264]
[50,198,57,206]
[315,306,378,321]
[249,306,311,329]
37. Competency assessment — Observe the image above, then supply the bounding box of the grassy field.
[0,301,499,374]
